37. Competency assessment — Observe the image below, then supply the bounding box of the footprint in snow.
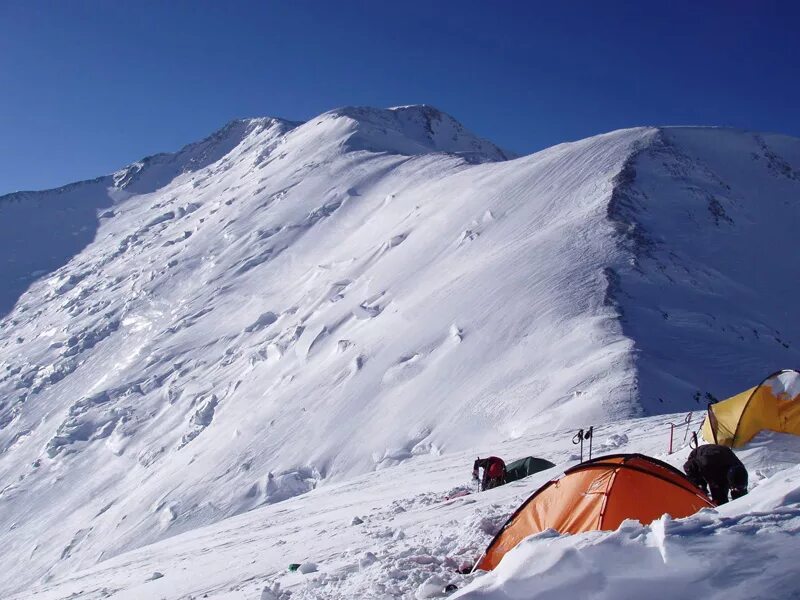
[353,291,388,320]
[326,279,353,302]
[456,211,496,246]
[381,353,424,386]
[385,232,408,249]
[245,311,278,333]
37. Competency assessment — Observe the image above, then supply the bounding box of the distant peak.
[113,116,301,194]
[233,115,305,131]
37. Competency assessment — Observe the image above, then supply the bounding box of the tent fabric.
[505,457,556,483]
[475,454,713,571]
[701,369,800,448]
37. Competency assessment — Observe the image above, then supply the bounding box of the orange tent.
[475,454,714,571]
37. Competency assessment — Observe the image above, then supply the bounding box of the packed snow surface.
[1,105,799,597]
[6,413,800,599]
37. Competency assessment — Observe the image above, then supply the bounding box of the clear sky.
[1,0,798,195]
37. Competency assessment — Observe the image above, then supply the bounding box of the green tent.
[505,456,556,483]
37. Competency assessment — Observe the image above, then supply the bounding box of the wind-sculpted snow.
[0,116,295,319]
[0,107,799,595]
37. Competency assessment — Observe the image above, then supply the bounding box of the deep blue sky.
[1,0,798,195]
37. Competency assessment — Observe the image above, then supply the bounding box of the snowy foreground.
[8,411,800,599]
[1,106,799,597]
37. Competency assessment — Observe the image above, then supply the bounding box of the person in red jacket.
[472,456,506,491]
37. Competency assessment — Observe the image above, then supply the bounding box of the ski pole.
[572,429,584,462]
[682,412,693,443]
[586,426,594,460]
[667,422,676,454]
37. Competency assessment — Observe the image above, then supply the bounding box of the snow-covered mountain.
[1,105,799,596]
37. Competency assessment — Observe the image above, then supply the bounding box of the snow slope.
[609,128,800,411]
[1,106,799,596]
[0,117,296,318]
[6,412,800,600]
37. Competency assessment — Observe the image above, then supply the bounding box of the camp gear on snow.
[701,369,800,447]
[471,456,553,491]
[457,563,473,575]
[683,444,748,505]
[474,453,713,571]
[444,489,472,502]
[473,456,506,491]
[667,412,694,454]
[504,456,556,483]
[288,563,301,572]
[572,425,594,462]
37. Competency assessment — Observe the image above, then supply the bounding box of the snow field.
[9,412,800,599]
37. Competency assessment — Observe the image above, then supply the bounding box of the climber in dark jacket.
[683,444,748,505]
[473,456,506,491]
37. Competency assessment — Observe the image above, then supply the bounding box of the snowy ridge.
[111,117,302,194]
[607,127,800,411]
[1,107,799,596]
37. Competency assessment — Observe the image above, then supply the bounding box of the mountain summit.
[318,105,512,160]
[0,107,799,593]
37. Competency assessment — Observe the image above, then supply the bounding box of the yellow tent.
[701,369,800,447]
